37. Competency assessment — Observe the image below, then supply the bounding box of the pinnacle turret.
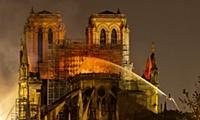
[20,38,28,66]
[143,42,158,84]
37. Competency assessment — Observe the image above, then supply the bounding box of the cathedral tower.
[18,10,65,119]
[24,10,65,73]
[86,10,131,68]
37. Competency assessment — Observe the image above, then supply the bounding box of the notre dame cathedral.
[17,9,159,120]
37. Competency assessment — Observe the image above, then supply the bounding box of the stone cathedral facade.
[17,9,159,120]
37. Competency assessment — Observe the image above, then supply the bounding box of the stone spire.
[31,7,35,14]
[164,101,167,112]
[117,8,121,14]
[150,42,158,84]
[142,42,158,84]
[151,41,156,53]
[20,38,28,66]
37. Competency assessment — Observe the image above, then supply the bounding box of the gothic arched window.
[48,29,53,48]
[100,29,106,47]
[111,29,117,45]
[38,28,43,62]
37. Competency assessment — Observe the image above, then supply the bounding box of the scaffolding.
[16,98,27,120]
[17,38,125,120]
[37,40,123,78]
[42,40,123,105]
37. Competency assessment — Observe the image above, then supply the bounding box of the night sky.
[0,0,200,110]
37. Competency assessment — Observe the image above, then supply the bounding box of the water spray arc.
[79,56,180,111]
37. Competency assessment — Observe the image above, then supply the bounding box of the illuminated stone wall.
[86,11,131,68]
[24,10,65,72]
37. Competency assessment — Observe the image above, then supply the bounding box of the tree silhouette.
[179,80,200,120]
